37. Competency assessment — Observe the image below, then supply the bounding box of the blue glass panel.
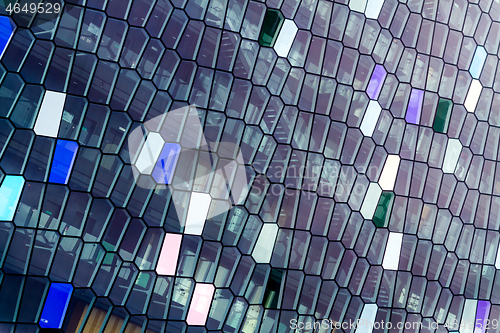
[0,175,25,221]
[0,16,15,59]
[152,143,181,184]
[39,283,73,329]
[48,140,79,184]
[469,46,487,79]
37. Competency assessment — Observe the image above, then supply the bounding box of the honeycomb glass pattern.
[1,0,500,332]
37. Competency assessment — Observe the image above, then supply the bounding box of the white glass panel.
[252,223,279,263]
[365,0,384,19]
[360,182,382,220]
[464,79,482,113]
[34,91,67,138]
[360,101,382,137]
[185,192,212,235]
[349,0,368,12]
[460,300,477,333]
[355,304,378,333]
[442,139,462,173]
[379,155,400,191]
[135,132,165,174]
[274,20,298,58]
[382,232,403,270]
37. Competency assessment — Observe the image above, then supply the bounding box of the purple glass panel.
[405,89,424,125]
[475,300,491,333]
[366,64,386,100]
[152,143,181,184]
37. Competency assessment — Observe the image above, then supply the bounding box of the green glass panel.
[135,272,150,288]
[433,98,453,133]
[102,240,115,251]
[263,269,283,309]
[258,9,284,47]
[102,253,114,265]
[99,242,116,266]
[373,191,394,228]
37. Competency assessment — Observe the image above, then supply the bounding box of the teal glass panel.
[258,9,284,47]
[373,191,394,228]
[0,175,25,221]
[263,268,283,309]
[433,98,452,133]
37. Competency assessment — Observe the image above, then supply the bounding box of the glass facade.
[0,0,500,332]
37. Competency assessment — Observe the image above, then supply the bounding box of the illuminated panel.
[349,0,367,12]
[355,304,378,333]
[442,139,462,174]
[360,101,382,137]
[186,283,215,326]
[33,91,67,138]
[184,192,212,235]
[361,183,383,220]
[405,89,424,124]
[469,46,487,79]
[366,65,386,100]
[252,223,279,263]
[379,155,400,191]
[382,232,403,270]
[156,233,183,276]
[39,283,73,329]
[365,0,385,19]
[48,140,79,184]
[274,20,298,57]
[460,299,477,333]
[475,301,491,333]
[0,175,25,221]
[349,0,384,19]
[464,79,482,113]
[135,132,165,174]
[0,16,15,59]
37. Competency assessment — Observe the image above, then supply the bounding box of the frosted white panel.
[34,91,67,138]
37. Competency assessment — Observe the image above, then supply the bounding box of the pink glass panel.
[155,233,182,275]
[186,283,215,326]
